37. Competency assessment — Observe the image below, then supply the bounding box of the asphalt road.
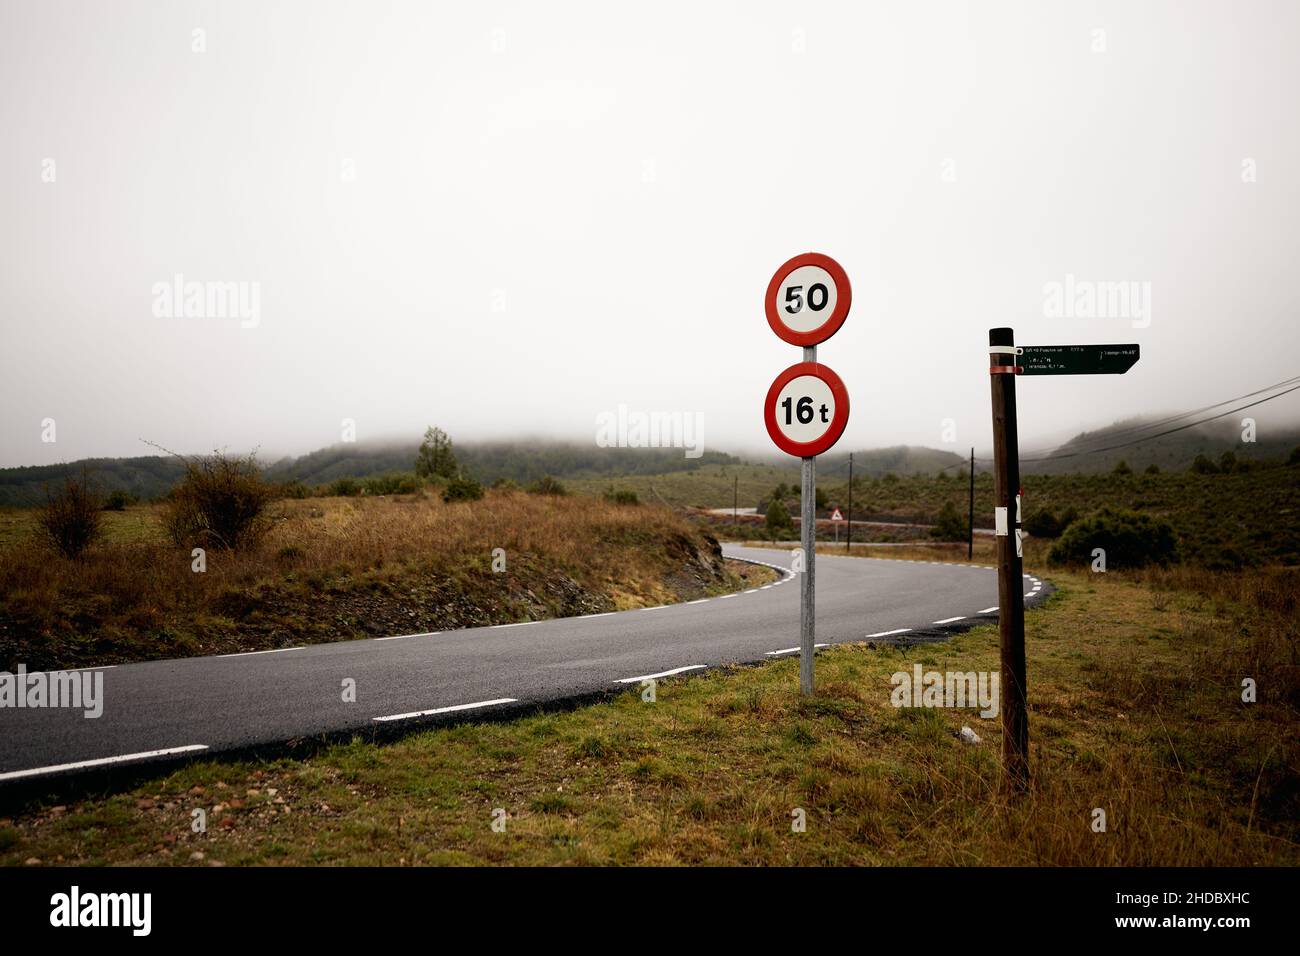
[0,546,1049,785]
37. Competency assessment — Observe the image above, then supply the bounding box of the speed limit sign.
[763,361,850,458]
[765,252,852,347]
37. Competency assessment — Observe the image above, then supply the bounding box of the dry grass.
[0,491,756,669]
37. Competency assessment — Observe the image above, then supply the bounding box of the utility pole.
[988,328,1028,790]
[967,446,975,561]
[846,452,853,553]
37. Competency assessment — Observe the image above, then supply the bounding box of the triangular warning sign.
[830,508,843,521]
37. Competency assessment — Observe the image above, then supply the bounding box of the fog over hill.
[2,412,1296,507]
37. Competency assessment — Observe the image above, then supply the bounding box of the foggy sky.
[3,0,1299,469]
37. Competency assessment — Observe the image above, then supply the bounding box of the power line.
[1027,372,1300,456]
[1021,380,1300,463]
[928,372,1300,472]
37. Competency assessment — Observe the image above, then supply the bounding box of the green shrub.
[765,498,793,538]
[930,500,967,540]
[443,476,484,502]
[527,475,569,496]
[1144,463,1161,475]
[1190,454,1218,475]
[1288,446,1300,466]
[1024,508,1062,538]
[102,489,134,511]
[363,473,421,496]
[1048,507,1179,569]
[163,451,273,551]
[603,488,640,505]
[328,477,362,497]
[278,480,310,499]
[1219,450,1238,474]
[38,469,103,558]
[1113,459,1132,475]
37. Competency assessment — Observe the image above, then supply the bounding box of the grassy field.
[3,557,1294,866]
[571,462,1300,566]
[0,492,769,671]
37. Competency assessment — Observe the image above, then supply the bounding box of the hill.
[1024,418,1300,475]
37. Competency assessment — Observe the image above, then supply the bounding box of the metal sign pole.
[800,345,817,696]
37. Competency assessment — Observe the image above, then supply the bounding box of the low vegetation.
[3,560,1293,866]
[0,490,767,671]
[35,469,102,559]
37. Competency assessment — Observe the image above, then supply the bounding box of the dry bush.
[36,469,102,559]
[163,450,274,550]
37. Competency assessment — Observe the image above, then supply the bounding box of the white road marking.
[373,698,517,723]
[933,616,965,625]
[866,628,911,638]
[580,612,615,619]
[615,665,706,684]
[376,631,441,642]
[0,745,209,782]
[215,647,302,659]
[979,606,999,614]
[765,644,829,656]
[492,621,535,629]
[686,599,709,605]
[67,664,116,672]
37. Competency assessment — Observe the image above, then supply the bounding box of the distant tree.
[1112,459,1133,475]
[1190,454,1219,475]
[815,486,828,511]
[1289,446,1300,466]
[1144,463,1161,475]
[930,501,968,540]
[1219,450,1238,474]
[766,499,793,539]
[415,426,458,480]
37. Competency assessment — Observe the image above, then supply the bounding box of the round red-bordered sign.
[765,252,852,347]
[764,361,850,458]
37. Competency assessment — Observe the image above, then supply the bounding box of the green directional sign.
[1020,343,1140,375]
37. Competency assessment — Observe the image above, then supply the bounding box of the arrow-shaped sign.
[1020,344,1140,375]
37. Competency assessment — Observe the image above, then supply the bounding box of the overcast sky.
[3,0,1298,468]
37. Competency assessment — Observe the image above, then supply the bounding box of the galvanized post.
[800,345,817,696]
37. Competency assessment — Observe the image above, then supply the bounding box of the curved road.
[0,546,1049,785]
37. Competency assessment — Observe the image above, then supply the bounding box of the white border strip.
[373,698,517,723]
[0,745,209,782]
[615,665,706,684]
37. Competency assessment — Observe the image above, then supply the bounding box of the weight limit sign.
[763,362,850,458]
[764,252,852,347]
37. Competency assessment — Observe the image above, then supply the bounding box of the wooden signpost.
[988,329,1140,789]
[764,253,853,696]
